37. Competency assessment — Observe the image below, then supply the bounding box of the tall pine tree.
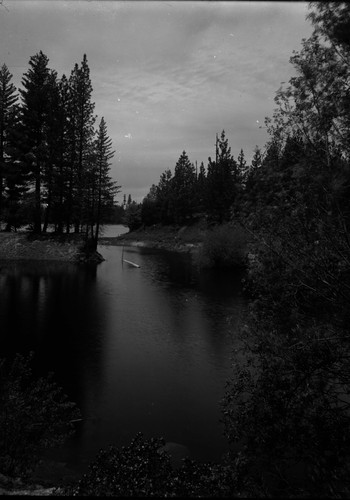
[68,54,96,233]
[20,51,52,233]
[172,151,196,223]
[88,117,120,248]
[206,130,238,223]
[0,64,18,225]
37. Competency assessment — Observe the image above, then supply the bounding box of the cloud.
[0,0,312,202]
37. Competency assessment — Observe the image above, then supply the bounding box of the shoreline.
[99,236,201,255]
[99,223,207,255]
[0,232,104,263]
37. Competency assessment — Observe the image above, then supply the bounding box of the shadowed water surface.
[0,225,247,475]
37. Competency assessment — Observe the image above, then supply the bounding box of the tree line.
[124,131,264,230]
[0,52,119,248]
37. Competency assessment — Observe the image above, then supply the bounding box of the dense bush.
[69,432,237,497]
[197,223,249,269]
[71,433,173,497]
[221,197,350,496]
[219,3,350,492]
[0,352,81,477]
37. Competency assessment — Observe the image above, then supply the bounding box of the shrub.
[0,352,81,478]
[70,432,238,497]
[72,433,174,497]
[197,223,248,269]
[221,208,350,497]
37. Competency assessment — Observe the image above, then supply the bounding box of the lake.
[0,224,247,476]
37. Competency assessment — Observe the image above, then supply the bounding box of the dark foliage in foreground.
[0,352,81,477]
[68,432,237,497]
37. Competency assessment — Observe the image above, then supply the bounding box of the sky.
[0,0,313,203]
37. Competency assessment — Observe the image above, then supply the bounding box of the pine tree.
[20,51,52,233]
[206,130,238,223]
[42,69,61,232]
[244,146,263,191]
[51,74,70,233]
[172,150,196,223]
[196,161,207,214]
[237,148,248,186]
[141,184,160,226]
[68,54,96,233]
[0,64,18,224]
[88,117,120,248]
[2,121,31,231]
[157,169,173,224]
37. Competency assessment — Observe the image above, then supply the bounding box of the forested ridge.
[1,1,350,497]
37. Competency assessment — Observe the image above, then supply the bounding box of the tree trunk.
[33,161,41,233]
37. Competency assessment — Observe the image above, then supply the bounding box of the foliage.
[172,151,197,224]
[69,432,237,497]
[198,223,249,269]
[68,54,97,234]
[222,209,350,496]
[156,168,174,225]
[221,3,350,496]
[71,433,173,497]
[140,184,161,226]
[205,131,240,224]
[123,200,142,232]
[0,64,18,223]
[0,352,81,478]
[19,51,53,233]
[84,116,120,247]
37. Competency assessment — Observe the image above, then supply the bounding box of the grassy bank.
[0,232,104,263]
[101,222,207,254]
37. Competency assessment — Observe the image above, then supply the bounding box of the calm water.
[0,225,246,474]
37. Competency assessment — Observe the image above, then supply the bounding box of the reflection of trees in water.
[0,261,105,417]
[140,249,196,288]
[139,249,247,368]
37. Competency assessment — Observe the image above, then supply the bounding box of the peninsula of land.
[0,232,104,263]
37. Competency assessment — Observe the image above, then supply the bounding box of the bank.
[100,223,207,255]
[100,222,250,269]
[0,232,104,263]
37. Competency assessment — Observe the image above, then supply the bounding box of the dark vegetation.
[0,353,80,478]
[1,1,350,496]
[124,133,249,231]
[0,52,120,251]
[68,433,235,497]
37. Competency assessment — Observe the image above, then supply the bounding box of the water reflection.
[0,239,247,472]
[0,260,104,408]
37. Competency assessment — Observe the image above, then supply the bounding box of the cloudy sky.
[0,0,313,203]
